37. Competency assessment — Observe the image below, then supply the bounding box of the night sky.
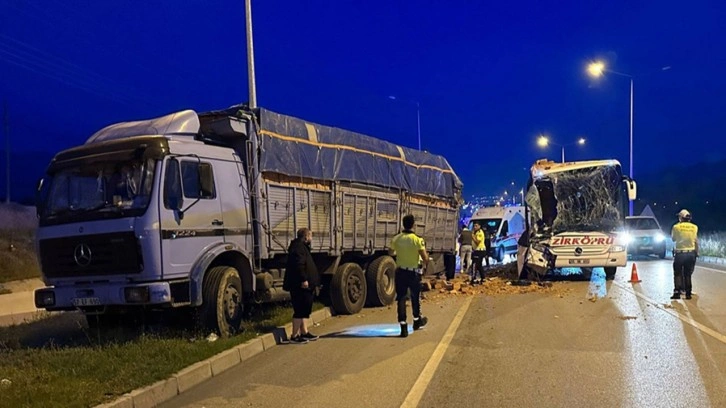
[1,0,725,198]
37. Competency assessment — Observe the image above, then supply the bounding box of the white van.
[469,206,526,262]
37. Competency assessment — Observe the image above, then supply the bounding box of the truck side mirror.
[35,177,46,217]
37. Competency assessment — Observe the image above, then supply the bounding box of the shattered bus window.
[548,165,624,234]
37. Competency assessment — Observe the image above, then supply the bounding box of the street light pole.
[389,96,421,150]
[537,135,584,164]
[416,101,421,151]
[586,62,669,216]
[3,103,8,204]
[245,0,257,109]
[629,78,634,216]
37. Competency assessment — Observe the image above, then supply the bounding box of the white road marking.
[613,281,726,345]
[696,264,726,275]
[400,296,473,408]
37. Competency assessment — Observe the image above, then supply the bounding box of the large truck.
[520,159,636,280]
[469,205,526,263]
[33,106,462,336]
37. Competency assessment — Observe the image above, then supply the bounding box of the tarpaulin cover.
[244,107,462,200]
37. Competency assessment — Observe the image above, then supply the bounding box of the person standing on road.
[470,223,486,284]
[283,228,321,344]
[458,224,473,279]
[671,209,699,300]
[390,214,429,338]
[483,229,493,267]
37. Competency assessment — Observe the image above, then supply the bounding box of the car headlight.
[654,233,666,243]
[619,232,633,245]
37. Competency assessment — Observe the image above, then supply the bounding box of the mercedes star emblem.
[74,243,92,267]
[575,247,583,256]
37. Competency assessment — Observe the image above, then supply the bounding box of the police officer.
[390,214,429,338]
[671,209,699,300]
[470,223,486,284]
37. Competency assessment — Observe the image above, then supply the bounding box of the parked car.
[623,216,668,259]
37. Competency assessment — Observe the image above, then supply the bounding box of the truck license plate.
[73,297,101,306]
[568,259,590,265]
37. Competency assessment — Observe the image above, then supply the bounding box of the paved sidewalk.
[0,278,46,326]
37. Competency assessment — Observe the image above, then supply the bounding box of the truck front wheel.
[366,256,396,307]
[331,262,367,315]
[198,266,244,337]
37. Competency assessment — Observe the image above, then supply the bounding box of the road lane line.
[613,281,726,345]
[696,264,726,275]
[401,296,473,408]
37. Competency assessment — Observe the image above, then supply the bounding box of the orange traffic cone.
[628,263,641,283]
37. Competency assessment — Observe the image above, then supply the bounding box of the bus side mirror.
[626,180,637,201]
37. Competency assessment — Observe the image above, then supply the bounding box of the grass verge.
[0,302,323,408]
[700,232,726,258]
[0,228,41,283]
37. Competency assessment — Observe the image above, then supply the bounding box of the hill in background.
[634,159,726,232]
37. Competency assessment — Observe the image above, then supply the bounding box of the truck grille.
[39,232,143,278]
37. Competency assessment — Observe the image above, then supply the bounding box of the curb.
[94,307,332,408]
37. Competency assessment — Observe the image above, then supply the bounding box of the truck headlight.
[35,290,55,307]
[124,287,150,303]
[612,245,626,252]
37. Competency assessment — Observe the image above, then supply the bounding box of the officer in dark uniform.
[671,209,698,300]
[389,214,429,338]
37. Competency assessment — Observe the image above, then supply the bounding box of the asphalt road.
[160,259,726,408]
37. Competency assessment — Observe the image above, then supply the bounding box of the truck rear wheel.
[330,262,367,315]
[604,267,617,280]
[366,256,396,307]
[198,266,244,337]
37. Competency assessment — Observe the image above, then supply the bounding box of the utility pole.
[4,103,8,204]
[245,0,258,109]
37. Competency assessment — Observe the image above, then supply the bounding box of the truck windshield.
[527,165,625,235]
[40,158,156,224]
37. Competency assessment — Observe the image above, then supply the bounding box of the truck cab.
[34,110,253,335]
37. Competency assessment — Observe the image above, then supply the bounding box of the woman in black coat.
[283,228,320,344]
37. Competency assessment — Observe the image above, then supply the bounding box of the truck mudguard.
[189,242,254,306]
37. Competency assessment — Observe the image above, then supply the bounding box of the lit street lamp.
[537,135,585,163]
[388,96,421,150]
[586,60,670,216]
